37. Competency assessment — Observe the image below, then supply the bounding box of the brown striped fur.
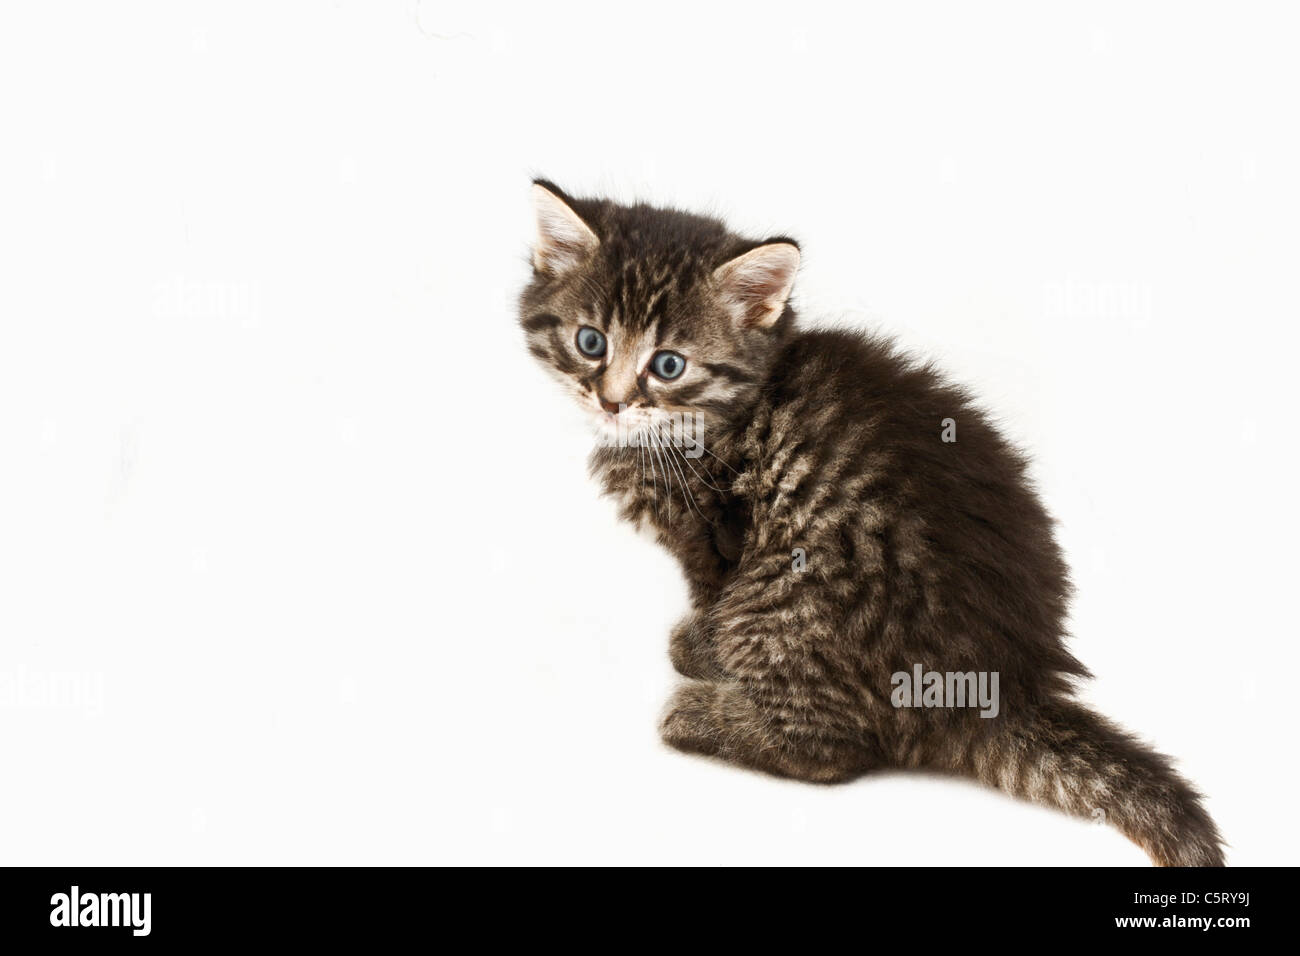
[519,181,1225,867]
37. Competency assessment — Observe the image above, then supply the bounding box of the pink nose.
[599,397,622,414]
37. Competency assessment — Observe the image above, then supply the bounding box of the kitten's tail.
[952,699,1225,866]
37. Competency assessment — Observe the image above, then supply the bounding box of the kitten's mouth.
[585,399,660,443]
[592,407,651,434]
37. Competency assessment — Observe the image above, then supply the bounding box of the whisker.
[635,429,646,500]
[693,441,741,476]
[663,432,707,523]
[657,423,702,521]
[644,422,660,507]
[674,435,728,495]
[651,424,673,522]
[637,429,646,486]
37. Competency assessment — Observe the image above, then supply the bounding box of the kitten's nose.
[599,396,623,415]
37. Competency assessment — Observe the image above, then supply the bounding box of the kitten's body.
[521,182,1224,866]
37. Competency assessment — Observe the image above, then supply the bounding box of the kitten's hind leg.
[660,679,874,783]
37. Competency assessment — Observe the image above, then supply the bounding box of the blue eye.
[650,350,686,381]
[575,326,606,358]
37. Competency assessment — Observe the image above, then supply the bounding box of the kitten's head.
[519,180,799,440]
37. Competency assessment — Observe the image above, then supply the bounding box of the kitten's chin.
[592,412,622,437]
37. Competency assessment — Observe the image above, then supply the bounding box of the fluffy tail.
[955,699,1225,866]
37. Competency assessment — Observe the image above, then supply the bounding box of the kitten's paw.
[669,613,722,679]
[660,680,869,783]
[659,681,723,757]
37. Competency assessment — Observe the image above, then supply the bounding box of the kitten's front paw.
[669,612,722,679]
[659,681,722,757]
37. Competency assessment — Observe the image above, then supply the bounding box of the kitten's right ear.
[531,181,599,276]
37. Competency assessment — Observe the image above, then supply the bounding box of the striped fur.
[519,182,1225,866]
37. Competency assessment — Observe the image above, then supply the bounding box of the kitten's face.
[519,182,799,441]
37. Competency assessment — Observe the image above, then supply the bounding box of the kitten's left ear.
[531,181,599,276]
[713,241,800,329]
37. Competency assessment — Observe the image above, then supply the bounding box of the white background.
[2,1,1296,865]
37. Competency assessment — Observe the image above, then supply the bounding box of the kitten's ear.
[713,241,800,329]
[531,182,599,276]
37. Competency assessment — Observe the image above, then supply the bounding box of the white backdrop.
[1,1,1296,865]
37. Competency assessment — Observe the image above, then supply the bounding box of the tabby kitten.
[519,180,1224,867]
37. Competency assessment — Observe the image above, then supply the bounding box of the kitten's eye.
[575,326,607,358]
[649,350,686,381]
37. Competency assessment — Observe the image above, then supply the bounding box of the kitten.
[519,180,1225,867]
